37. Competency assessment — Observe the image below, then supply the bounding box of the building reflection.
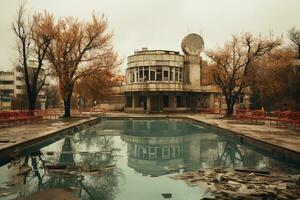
[117,119,289,176]
[119,119,221,176]
[122,134,186,176]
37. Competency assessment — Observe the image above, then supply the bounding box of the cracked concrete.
[0,117,98,153]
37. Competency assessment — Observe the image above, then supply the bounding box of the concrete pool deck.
[0,117,99,156]
[0,113,299,163]
[186,114,300,153]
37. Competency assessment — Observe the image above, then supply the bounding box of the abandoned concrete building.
[123,33,249,113]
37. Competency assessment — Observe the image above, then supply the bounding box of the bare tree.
[12,4,55,110]
[47,13,119,117]
[289,27,300,59]
[206,33,281,116]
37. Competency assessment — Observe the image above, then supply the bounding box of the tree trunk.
[225,97,235,117]
[63,94,72,118]
[28,93,37,111]
[226,105,234,116]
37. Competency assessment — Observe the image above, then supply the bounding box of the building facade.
[123,34,245,113]
[0,63,47,110]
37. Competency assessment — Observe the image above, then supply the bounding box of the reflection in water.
[1,132,123,200]
[0,119,298,200]
[117,119,298,175]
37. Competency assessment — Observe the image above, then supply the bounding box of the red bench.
[238,110,266,124]
[33,109,59,119]
[0,111,43,127]
[71,109,81,116]
[267,111,300,128]
[90,107,108,116]
[0,112,17,126]
[231,109,249,120]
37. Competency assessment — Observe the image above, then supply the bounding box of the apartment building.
[0,64,47,110]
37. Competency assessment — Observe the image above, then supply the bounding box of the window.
[135,68,138,82]
[139,67,143,81]
[163,147,169,158]
[157,147,162,159]
[163,70,169,81]
[139,147,143,158]
[170,147,174,158]
[179,68,182,82]
[150,147,156,153]
[129,70,134,83]
[144,67,149,81]
[0,81,14,84]
[143,147,149,159]
[156,68,162,81]
[150,70,155,81]
[175,147,179,157]
[149,147,156,160]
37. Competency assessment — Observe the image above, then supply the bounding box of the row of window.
[127,66,183,83]
[0,72,14,76]
[0,81,14,84]
[128,144,184,160]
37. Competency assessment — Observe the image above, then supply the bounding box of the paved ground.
[0,112,299,158]
[0,117,96,152]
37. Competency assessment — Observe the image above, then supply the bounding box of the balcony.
[123,82,186,92]
[0,74,14,81]
[0,84,14,90]
[123,82,221,93]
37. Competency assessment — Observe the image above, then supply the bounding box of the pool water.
[0,119,299,200]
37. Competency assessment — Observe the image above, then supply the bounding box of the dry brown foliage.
[47,13,120,117]
[253,49,300,110]
[206,33,281,115]
[74,68,124,107]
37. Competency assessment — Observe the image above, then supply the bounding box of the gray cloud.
[1,0,300,71]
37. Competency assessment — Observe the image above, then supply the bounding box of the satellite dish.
[181,33,204,55]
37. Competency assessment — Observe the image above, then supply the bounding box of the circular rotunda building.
[123,34,248,113]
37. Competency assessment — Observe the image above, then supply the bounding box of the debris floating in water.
[161,193,172,198]
[171,167,300,199]
[14,188,79,200]
[17,165,32,175]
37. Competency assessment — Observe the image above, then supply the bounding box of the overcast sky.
[1,0,300,71]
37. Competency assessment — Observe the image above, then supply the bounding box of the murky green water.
[0,119,299,200]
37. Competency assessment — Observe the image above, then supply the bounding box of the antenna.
[181,33,204,55]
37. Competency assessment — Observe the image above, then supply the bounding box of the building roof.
[132,48,181,56]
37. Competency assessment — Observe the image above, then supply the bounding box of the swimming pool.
[0,119,299,199]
